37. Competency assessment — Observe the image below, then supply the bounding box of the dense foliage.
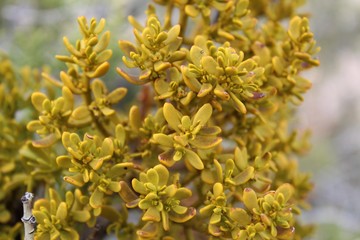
[0,0,319,239]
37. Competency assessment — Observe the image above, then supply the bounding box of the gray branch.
[21,192,36,240]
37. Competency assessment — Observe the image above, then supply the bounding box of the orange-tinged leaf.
[142,206,161,222]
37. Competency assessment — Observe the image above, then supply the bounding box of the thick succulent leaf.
[115,124,126,147]
[137,222,159,239]
[214,159,224,183]
[208,224,222,237]
[180,91,196,106]
[243,188,259,212]
[197,83,213,98]
[213,182,223,197]
[107,162,133,178]
[198,126,222,135]
[168,207,196,223]
[71,105,91,120]
[92,80,106,100]
[214,84,230,100]
[152,133,174,148]
[199,204,215,216]
[32,133,59,148]
[174,187,192,200]
[234,147,248,171]
[63,174,85,187]
[101,138,114,156]
[201,169,216,184]
[132,178,147,195]
[154,164,169,186]
[237,58,256,72]
[183,148,204,170]
[163,185,177,198]
[89,188,104,208]
[182,66,202,92]
[108,181,121,193]
[26,120,43,132]
[146,168,159,186]
[70,210,91,223]
[154,78,169,95]
[201,56,220,75]
[192,103,212,127]
[32,210,47,224]
[164,25,181,45]
[210,213,221,224]
[233,166,254,185]
[189,136,221,149]
[96,49,113,63]
[158,149,176,167]
[93,28,110,50]
[31,92,47,112]
[87,62,110,78]
[189,45,204,67]
[139,199,151,210]
[55,202,67,221]
[229,91,246,114]
[172,205,188,215]
[142,206,161,222]
[288,16,301,42]
[161,210,170,231]
[185,4,199,18]
[229,208,251,226]
[129,105,141,131]
[60,71,82,94]
[118,181,139,204]
[275,183,294,203]
[154,61,171,72]
[173,135,188,147]
[167,50,186,62]
[100,107,115,117]
[277,227,295,240]
[126,198,141,209]
[56,156,72,168]
[163,103,182,132]
[62,86,74,111]
[116,68,147,85]
[107,87,127,104]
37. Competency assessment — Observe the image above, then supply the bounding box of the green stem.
[185,226,195,240]
[178,8,188,38]
[164,2,174,29]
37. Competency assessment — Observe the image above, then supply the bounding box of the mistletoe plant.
[0,0,320,239]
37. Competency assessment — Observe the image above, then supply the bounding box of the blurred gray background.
[1,0,360,239]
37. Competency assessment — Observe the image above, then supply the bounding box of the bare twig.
[21,192,36,240]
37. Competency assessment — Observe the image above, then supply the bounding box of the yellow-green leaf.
[89,188,104,208]
[183,148,204,170]
[243,188,259,212]
[163,103,182,132]
[192,103,212,127]
[142,206,161,222]
[233,166,254,185]
[31,92,47,112]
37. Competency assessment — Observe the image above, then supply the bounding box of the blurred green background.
[1,0,360,239]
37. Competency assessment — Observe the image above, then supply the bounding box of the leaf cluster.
[0,0,319,239]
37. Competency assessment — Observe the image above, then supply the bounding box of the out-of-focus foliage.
[0,0,320,239]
